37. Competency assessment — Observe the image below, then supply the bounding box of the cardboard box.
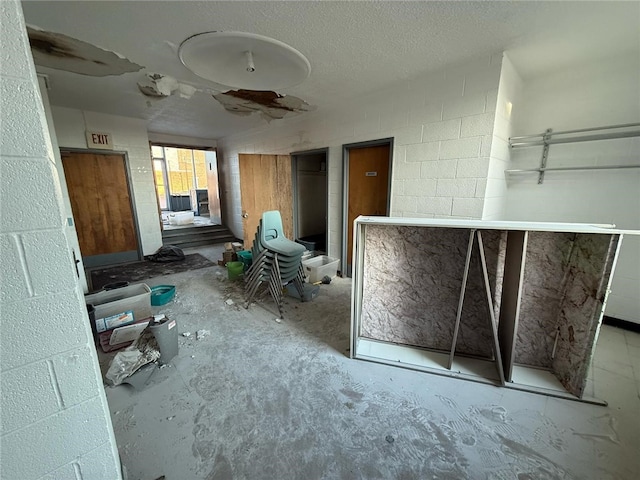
[95,310,134,333]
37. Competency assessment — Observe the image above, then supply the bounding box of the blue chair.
[244,211,306,318]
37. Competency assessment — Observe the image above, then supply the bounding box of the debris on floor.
[181,332,191,337]
[196,329,210,340]
[105,330,161,386]
[225,298,234,305]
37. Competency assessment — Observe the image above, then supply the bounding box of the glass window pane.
[151,145,164,158]
[193,150,208,189]
[165,147,193,195]
[153,159,168,210]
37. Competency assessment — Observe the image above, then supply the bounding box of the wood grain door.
[346,144,391,269]
[62,151,140,267]
[239,154,293,247]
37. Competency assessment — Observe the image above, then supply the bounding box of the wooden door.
[346,144,391,268]
[239,154,293,247]
[62,151,139,267]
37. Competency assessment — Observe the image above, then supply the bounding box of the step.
[161,225,238,248]
[162,225,229,239]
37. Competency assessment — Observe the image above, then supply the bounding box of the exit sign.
[86,131,113,150]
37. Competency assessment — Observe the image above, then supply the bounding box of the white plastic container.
[168,211,194,225]
[85,283,152,326]
[302,255,340,283]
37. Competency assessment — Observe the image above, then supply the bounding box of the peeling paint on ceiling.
[137,73,199,100]
[27,26,142,76]
[212,90,313,121]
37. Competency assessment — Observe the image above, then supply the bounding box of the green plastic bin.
[236,250,253,272]
[226,261,244,280]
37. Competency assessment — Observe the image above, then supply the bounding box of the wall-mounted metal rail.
[507,122,640,184]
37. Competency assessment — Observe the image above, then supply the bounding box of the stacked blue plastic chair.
[244,210,306,318]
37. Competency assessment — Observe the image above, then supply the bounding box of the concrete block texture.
[453,197,484,218]
[436,178,477,198]
[1,397,114,480]
[0,234,30,303]
[422,119,461,142]
[439,137,482,160]
[0,77,53,159]
[0,290,88,371]
[0,0,33,80]
[21,229,77,296]
[461,113,497,137]
[1,361,60,434]
[406,141,439,162]
[0,157,64,233]
[442,92,486,120]
[52,346,102,408]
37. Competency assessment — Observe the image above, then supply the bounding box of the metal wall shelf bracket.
[507,122,640,185]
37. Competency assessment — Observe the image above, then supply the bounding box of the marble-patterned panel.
[360,225,471,352]
[553,234,618,398]
[515,232,575,368]
[456,230,506,358]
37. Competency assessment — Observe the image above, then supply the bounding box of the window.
[151,145,210,209]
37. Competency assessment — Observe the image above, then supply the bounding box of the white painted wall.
[504,53,640,324]
[483,54,523,220]
[217,55,503,259]
[147,131,217,149]
[0,1,122,479]
[52,107,163,256]
[37,76,89,293]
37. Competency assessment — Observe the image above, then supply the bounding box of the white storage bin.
[168,211,194,225]
[302,255,339,283]
[85,283,152,324]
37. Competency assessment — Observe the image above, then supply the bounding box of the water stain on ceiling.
[27,26,143,76]
[212,89,313,121]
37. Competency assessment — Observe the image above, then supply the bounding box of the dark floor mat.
[90,253,215,290]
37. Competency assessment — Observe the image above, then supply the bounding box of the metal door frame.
[290,147,329,251]
[60,148,143,268]
[341,138,394,276]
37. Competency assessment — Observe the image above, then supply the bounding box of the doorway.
[61,150,141,268]
[292,148,328,254]
[342,139,393,276]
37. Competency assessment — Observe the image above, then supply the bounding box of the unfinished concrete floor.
[101,246,640,480]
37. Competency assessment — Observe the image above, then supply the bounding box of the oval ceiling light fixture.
[178,31,311,91]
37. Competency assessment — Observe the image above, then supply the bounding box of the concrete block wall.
[51,106,163,257]
[503,52,640,324]
[217,55,503,259]
[482,53,523,220]
[0,1,122,479]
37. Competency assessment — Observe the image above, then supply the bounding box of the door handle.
[242,211,249,219]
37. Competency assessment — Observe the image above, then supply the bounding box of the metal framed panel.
[349,216,636,403]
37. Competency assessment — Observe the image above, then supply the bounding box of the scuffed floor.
[103,246,640,480]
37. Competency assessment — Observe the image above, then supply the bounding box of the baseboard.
[603,316,640,333]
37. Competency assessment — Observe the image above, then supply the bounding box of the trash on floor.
[225,298,234,305]
[196,329,210,340]
[181,332,191,337]
[105,329,161,386]
[105,316,179,386]
[285,283,320,302]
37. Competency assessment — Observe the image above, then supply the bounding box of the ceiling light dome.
[178,31,310,91]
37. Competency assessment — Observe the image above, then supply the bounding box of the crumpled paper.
[105,329,161,386]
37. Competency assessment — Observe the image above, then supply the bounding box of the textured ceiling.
[21,1,640,140]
